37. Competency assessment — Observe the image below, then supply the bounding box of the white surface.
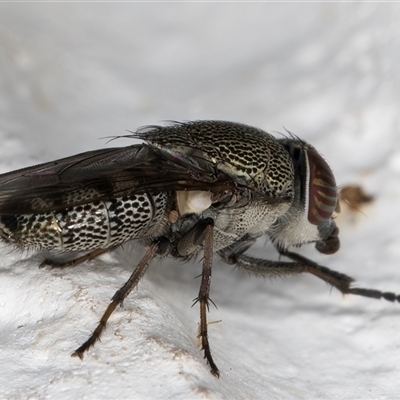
[1,3,400,399]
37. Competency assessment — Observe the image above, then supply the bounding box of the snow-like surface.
[1,3,400,399]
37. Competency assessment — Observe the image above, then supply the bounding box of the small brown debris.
[339,185,374,211]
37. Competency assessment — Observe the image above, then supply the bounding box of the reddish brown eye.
[306,147,338,225]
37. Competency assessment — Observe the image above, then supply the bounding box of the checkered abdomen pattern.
[0,192,169,251]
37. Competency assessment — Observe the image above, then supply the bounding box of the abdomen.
[0,192,169,251]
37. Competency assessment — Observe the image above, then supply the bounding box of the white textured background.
[1,3,400,399]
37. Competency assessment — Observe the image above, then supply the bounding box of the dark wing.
[0,144,234,214]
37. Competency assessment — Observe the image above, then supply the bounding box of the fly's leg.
[282,251,400,302]
[220,245,400,303]
[223,252,308,278]
[40,248,113,269]
[217,234,305,277]
[72,237,168,359]
[191,218,219,377]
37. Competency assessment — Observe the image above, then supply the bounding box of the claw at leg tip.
[71,351,84,360]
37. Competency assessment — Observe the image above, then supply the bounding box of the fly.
[0,120,398,377]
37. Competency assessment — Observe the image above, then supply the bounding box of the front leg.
[220,247,400,304]
[282,250,400,302]
[218,235,308,278]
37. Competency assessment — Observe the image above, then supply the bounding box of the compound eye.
[306,147,338,225]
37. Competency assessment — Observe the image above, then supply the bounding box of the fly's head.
[269,137,340,254]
